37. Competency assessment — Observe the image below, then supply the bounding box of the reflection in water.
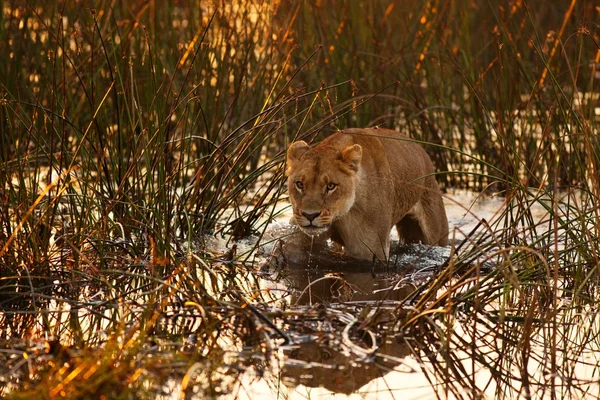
[281,337,411,395]
[287,269,415,305]
[253,224,451,394]
[279,234,427,305]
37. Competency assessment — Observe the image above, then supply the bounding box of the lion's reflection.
[260,231,421,393]
[281,336,411,394]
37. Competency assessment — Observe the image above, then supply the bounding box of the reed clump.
[1,0,599,398]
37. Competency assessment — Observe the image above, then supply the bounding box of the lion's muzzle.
[294,209,331,236]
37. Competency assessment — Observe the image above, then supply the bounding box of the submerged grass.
[1,0,600,398]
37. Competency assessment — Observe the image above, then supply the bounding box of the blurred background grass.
[1,0,600,398]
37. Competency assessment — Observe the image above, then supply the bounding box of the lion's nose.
[302,211,321,222]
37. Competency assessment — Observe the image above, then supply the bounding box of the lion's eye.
[325,182,337,193]
[295,181,304,191]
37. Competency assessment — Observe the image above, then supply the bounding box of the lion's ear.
[341,144,362,172]
[286,141,310,176]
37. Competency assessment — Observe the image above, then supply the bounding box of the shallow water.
[203,191,501,398]
[208,190,590,399]
[2,190,573,400]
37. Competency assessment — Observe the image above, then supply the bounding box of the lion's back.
[340,128,435,181]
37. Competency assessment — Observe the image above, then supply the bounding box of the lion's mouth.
[298,225,329,236]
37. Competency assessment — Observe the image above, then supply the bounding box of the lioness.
[286,128,448,261]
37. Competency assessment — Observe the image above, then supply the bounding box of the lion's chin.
[298,225,329,237]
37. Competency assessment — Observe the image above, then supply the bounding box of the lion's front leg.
[334,217,391,261]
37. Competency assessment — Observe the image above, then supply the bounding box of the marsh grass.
[1,0,600,398]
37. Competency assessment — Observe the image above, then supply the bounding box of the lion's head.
[286,140,362,236]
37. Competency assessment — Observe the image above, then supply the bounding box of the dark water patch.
[280,333,411,395]
[270,290,423,396]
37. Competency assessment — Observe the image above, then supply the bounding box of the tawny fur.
[286,128,449,261]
